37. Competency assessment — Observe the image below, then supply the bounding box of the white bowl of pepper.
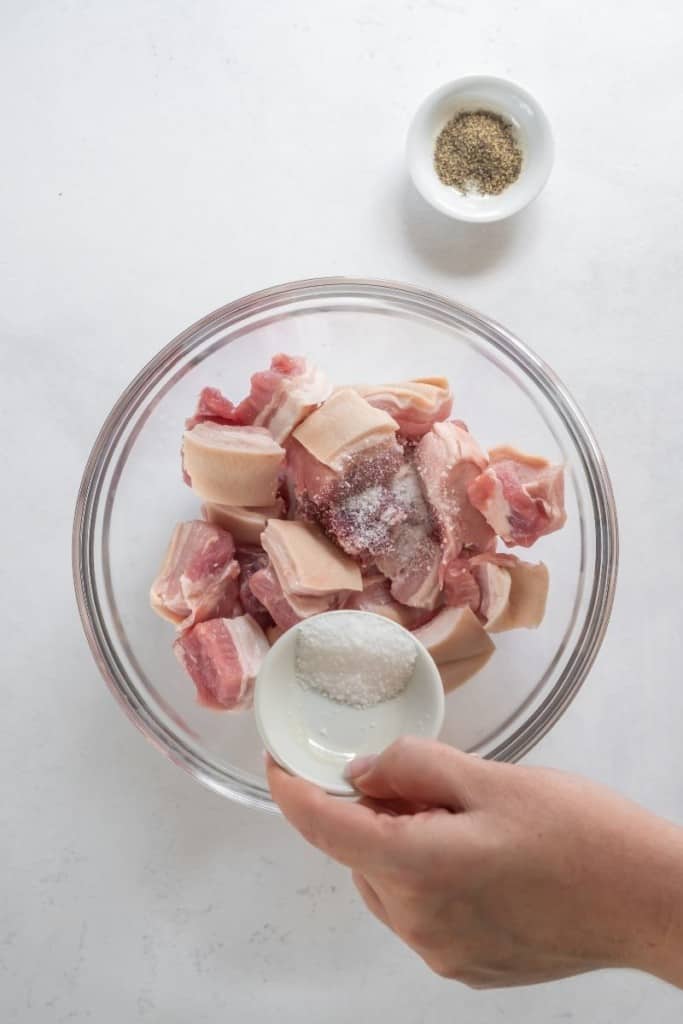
[407,75,554,223]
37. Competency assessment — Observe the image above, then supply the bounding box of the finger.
[266,756,390,869]
[359,795,428,817]
[352,870,391,926]
[346,736,488,809]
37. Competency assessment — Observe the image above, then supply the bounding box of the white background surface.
[2,1,683,1020]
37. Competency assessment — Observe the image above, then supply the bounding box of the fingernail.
[344,754,377,780]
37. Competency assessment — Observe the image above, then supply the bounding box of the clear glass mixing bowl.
[73,278,618,812]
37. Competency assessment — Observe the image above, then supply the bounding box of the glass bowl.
[73,278,618,813]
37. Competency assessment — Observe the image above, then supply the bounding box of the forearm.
[628,819,683,987]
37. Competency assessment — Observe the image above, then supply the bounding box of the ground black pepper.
[434,110,522,196]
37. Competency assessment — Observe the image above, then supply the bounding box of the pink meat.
[248,565,334,630]
[249,567,300,630]
[185,354,329,443]
[242,354,330,442]
[173,615,269,710]
[467,447,566,548]
[150,521,240,630]
[357,378,453,439]
[344,573,435,629]
[235,546,273,630]
[325,471,405,560]
[287,435,405,556]
[373,463,442,610]
[234,353,307,425]
[416,421,495,566]
[290,434,440,610]
[185,387,241,430]
[285,437,340,511]
[442,558,481,611]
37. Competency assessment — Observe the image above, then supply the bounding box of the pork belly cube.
[442,557,481,611]
[261,519,362,597]
[150,520,240,630]
[471,555,550,632]
[467,446,566,548]
[234,546,273,630]
[203,498,285,546]
[315,442,406,557]
[173,615,269,710]
[249,565,334,630]
[185,387,240,430]
[326,459,441,610]
[343,572,435,630]
[355,376,452,439]
[472,561,513,632]
[439,654,493,692]
[413,606,494,665]
[182,423,285,506]
[375,519,442,610]
[245,354,331,443]
[416,421,495,563]
[413,606,495,694]
[251,519,361,630]
[285,437,341,510]
[504,560,549,629]
[292,388,399,470]
[185,354,330,442]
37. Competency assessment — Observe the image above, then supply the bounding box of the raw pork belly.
[355,377,452,439]
[470,554,550,632]
[287,387,404,557]
[261,520,362,597]
[150,520,240,630]
[186,355,330,443]
[173,615,269,709]
[442,557,481,611]
[373,463,442,610]
[249,565,333,629]
[412,606,495,692]
[344,573,435,630]
[203,499,284,546]
[234,546,272,630]
[182,423,285,506]
[250,519,363,630]
[243,354,331,443]
[416,421,495,566]
[154,351,568,709]
[467,446,566,548]
[292,388,400,469]
[185,387,239,430]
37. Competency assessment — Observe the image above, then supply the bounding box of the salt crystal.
[295,612,417,709]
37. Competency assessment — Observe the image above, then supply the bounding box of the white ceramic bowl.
[254,611,445,796]
[407,76,554,223]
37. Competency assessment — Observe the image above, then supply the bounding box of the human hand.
[267,738,683,989]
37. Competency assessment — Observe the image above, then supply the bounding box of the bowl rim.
[406,74,555,223]
[73,276,618,812]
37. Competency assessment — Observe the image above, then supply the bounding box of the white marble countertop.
[3,1,683,1020]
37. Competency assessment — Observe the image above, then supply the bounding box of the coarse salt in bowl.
[73,277,617,813]
[407,75,554,223]
[254,611,445,796]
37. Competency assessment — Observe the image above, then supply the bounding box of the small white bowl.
[254,611,445,796]
[407,75,554,223]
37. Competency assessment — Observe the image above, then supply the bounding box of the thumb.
[346,737,488,810]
